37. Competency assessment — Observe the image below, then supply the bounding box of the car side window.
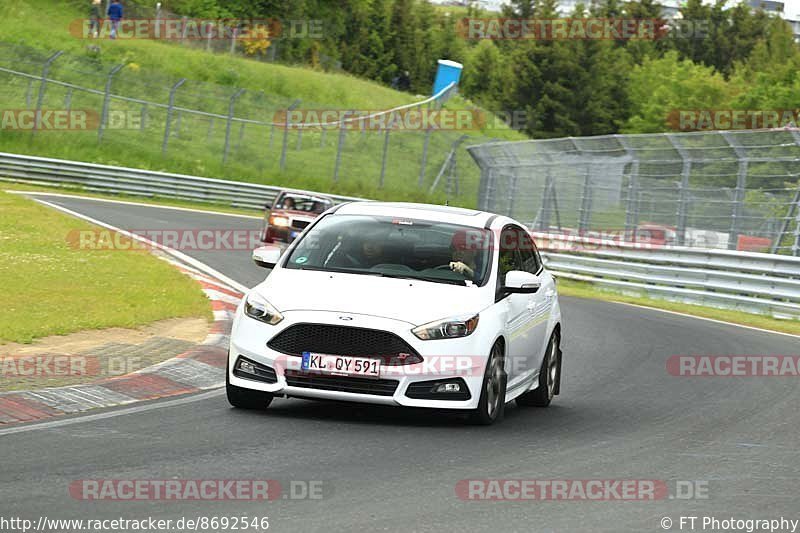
[497,226,522,298]
[517,229,541,274]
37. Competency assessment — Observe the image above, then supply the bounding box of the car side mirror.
[502,270,540,294]
[253,245,282,269]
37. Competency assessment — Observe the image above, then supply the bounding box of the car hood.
[253,268,488,326]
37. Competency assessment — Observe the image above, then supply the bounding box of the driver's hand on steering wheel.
[449,261,474,278]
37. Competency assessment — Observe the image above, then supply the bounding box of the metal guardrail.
[533,232,800,319]
[0,151,365,210]
[2,150,798,319]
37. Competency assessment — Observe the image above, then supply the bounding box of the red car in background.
[260,190,334,244]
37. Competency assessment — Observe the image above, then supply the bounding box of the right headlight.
[412,314,479,340]
[244,292,284,325]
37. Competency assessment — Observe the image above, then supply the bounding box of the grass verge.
[557,278,800,336]
[0,190,212,343]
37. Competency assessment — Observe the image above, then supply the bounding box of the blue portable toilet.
[432,59,463,96]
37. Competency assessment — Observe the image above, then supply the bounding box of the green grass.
[0,190,211,343]
[0,0,525,207]
[557,278,800,336]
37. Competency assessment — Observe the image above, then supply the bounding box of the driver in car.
[449,229,482,280]
[282,197,296,210]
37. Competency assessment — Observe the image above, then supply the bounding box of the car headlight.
[244,292,284,325]
[270,216,290,227]
[412,314,479,340]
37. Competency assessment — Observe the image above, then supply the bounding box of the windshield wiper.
[298,266,382,276]
[375,272,467,286]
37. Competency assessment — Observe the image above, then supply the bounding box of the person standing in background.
[88,0,101,38]
[107,0,123,39]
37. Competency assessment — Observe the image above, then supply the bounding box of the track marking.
[581,299,800,340]
[31,197,251,294]
[0,390,224,436]
[6,190,262,219]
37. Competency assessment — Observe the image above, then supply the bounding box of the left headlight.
[412,314,479,340]
[244,292,284,325]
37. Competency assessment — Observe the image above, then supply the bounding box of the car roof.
[334,201,498,228]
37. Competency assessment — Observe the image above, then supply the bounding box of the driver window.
[497,227,522,294]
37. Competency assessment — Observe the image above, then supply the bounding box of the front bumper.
[228,309,489,410]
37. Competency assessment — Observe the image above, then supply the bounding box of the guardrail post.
[161,78,186,154]
[223,88,245,164]
[32,50,63,137]
[97,63,123,142]
[332,111,352,183]
[280,99,301,171]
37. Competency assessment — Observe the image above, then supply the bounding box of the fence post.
[97,63,123,142]
[793,195,800,257]
[161,78,186,154]
[539,169,553,231]
[25,79,34,108]
[332,111,352,183]
[32,50,63,137]
[577,165,593,232]
[668,135,691,246]
[64,88,72,114]
[280,99,301,171]
[229,27,238,55]
[223,88,245,164]
[722,132,748,250]
[379,112,397,189]
[417,102,433,187]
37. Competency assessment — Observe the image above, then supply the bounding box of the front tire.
[468,342,507,425]
[226,368,274,410]
[516,331,561,408]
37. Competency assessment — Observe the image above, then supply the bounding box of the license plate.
[301,352,381,379]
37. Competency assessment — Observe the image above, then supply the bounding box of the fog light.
[434,382,462,393]
[237,359,256,374]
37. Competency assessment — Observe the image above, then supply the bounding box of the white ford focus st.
[227,202,563,424]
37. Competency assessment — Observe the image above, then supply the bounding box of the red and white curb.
[0,252,244,426]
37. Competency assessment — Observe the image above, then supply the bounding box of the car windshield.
[276,194,332,213]
[284,215,492,286]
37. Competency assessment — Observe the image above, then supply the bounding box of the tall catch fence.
[468,130,800,255]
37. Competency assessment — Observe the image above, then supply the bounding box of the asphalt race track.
[2,194,799,533]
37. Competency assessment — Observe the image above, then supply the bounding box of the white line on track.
[30,197,251,294]
[0,390,224,436]
[5,190,262,219]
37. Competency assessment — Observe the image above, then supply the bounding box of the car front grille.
[284,370,399,396]
[267,323,421,365]
[291,220,311,230]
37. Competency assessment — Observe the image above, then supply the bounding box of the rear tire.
[516,332,561,408]
[468,342,507,425]
[226,368,274,410]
